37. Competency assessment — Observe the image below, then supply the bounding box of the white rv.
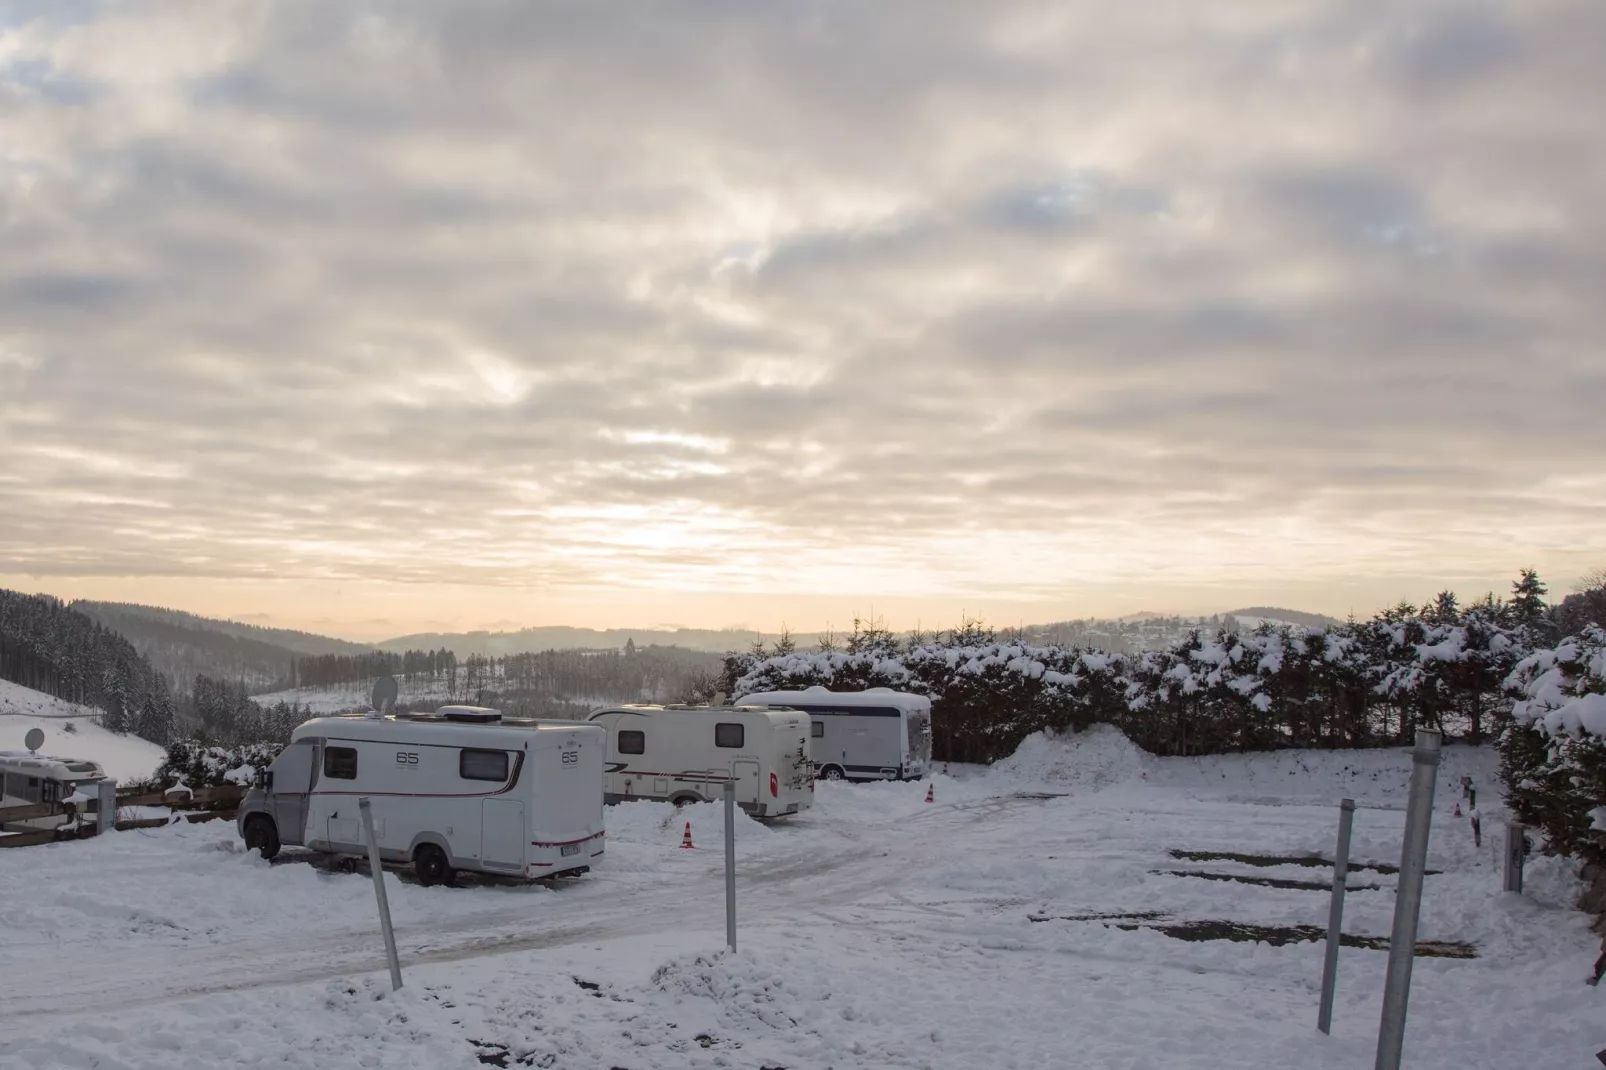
[736,687,933,782]
[585,704,814,819]
[235,706,605,885]
[0,751,107,830]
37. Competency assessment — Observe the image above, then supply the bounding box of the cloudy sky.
[1,1,1602,641]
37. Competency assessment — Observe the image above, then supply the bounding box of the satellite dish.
[370,675,399,715]
[24,728,45,754]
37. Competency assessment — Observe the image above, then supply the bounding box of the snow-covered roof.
[736,686,931,713]
[0,751,107,778]
[294,714,599,743]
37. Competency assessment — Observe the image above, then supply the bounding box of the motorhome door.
[733,759,761,806]
[269,739,316,845]
[482,798,525,871]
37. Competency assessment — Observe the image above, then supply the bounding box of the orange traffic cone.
[925,783,934,804]
[943,762,950,775]
[680,821,696,849]
[1453,802,1462,817]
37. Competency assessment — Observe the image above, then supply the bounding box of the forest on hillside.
[0,590,180,742]
[72,601,374,692]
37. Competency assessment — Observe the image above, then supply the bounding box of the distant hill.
[72,601,374,691]
[1221,607,1343,631]
[373,626,813,658]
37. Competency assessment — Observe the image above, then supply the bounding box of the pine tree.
[1510,569,1548,625]
[136,696,174,745]
[1423,590,1460,625]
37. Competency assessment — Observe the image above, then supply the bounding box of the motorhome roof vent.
[437,705,503,723]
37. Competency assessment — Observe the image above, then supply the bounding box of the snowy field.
[1,728,1601,1069]
[253,679,460,715]
[252,680,608,717]
[0,679,166,781]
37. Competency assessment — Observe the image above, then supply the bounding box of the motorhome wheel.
[244,816,280,860]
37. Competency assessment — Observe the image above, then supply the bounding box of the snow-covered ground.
[0,679,166,781]
[252,679,606,717]
[253,678,459,715]
[1,729,1600,1069]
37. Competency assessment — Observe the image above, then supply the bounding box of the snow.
[990,724,1147,791]
[1539,692,1606,737]
[0,728,1599,1069]
[0,679,166,782]
[737,685,931,712]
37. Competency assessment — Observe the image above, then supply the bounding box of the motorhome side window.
[715,723,744,749]
[811,720,824,738]
[617,730,645,755]
[460,748,509,782]
[324,746,358,780]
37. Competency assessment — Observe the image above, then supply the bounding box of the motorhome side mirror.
[261,770,274,791]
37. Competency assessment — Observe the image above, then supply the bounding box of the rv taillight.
[769,772,778,797]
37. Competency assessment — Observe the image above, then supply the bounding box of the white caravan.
[585,704,814,819]
[0,751,107,830]
[235,706,605,884]
[736,687,933,782]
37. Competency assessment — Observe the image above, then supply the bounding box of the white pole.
[1375,729,1441,1070]
[97,779,117,837]
[1317,798,1355,1034]
[724,779,737,952]
[1503,821,1527,894]
[358,797,404,991]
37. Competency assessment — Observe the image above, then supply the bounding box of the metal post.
[1375,729,1441,1070]
[96,779,116,836]
[1317,798,1355,1035]
[723,780,737,952]
[358,798,404,991]
[1504,822,1526,894]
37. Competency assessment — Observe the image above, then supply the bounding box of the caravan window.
[324,747,358,780]
[617,730,645,755]
[459,749,509,782]
[812,720,825,738]
[715,723,744,749]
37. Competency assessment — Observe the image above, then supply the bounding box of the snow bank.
[982,718,1499,809]
[1149,742,1499,808]
[989,724,1148,792]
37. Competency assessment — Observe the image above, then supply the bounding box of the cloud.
[1,0,1603,631]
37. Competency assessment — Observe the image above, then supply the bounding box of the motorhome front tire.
[819,765,846,781]
[244,816,280,860]
[414,844,455,887]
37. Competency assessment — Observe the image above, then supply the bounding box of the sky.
[1,2,1603,642]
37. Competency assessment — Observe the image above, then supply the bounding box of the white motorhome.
[0,751,107,830]
[736,687,933,782]
[585,704,814,819]
[235,706,605,885]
